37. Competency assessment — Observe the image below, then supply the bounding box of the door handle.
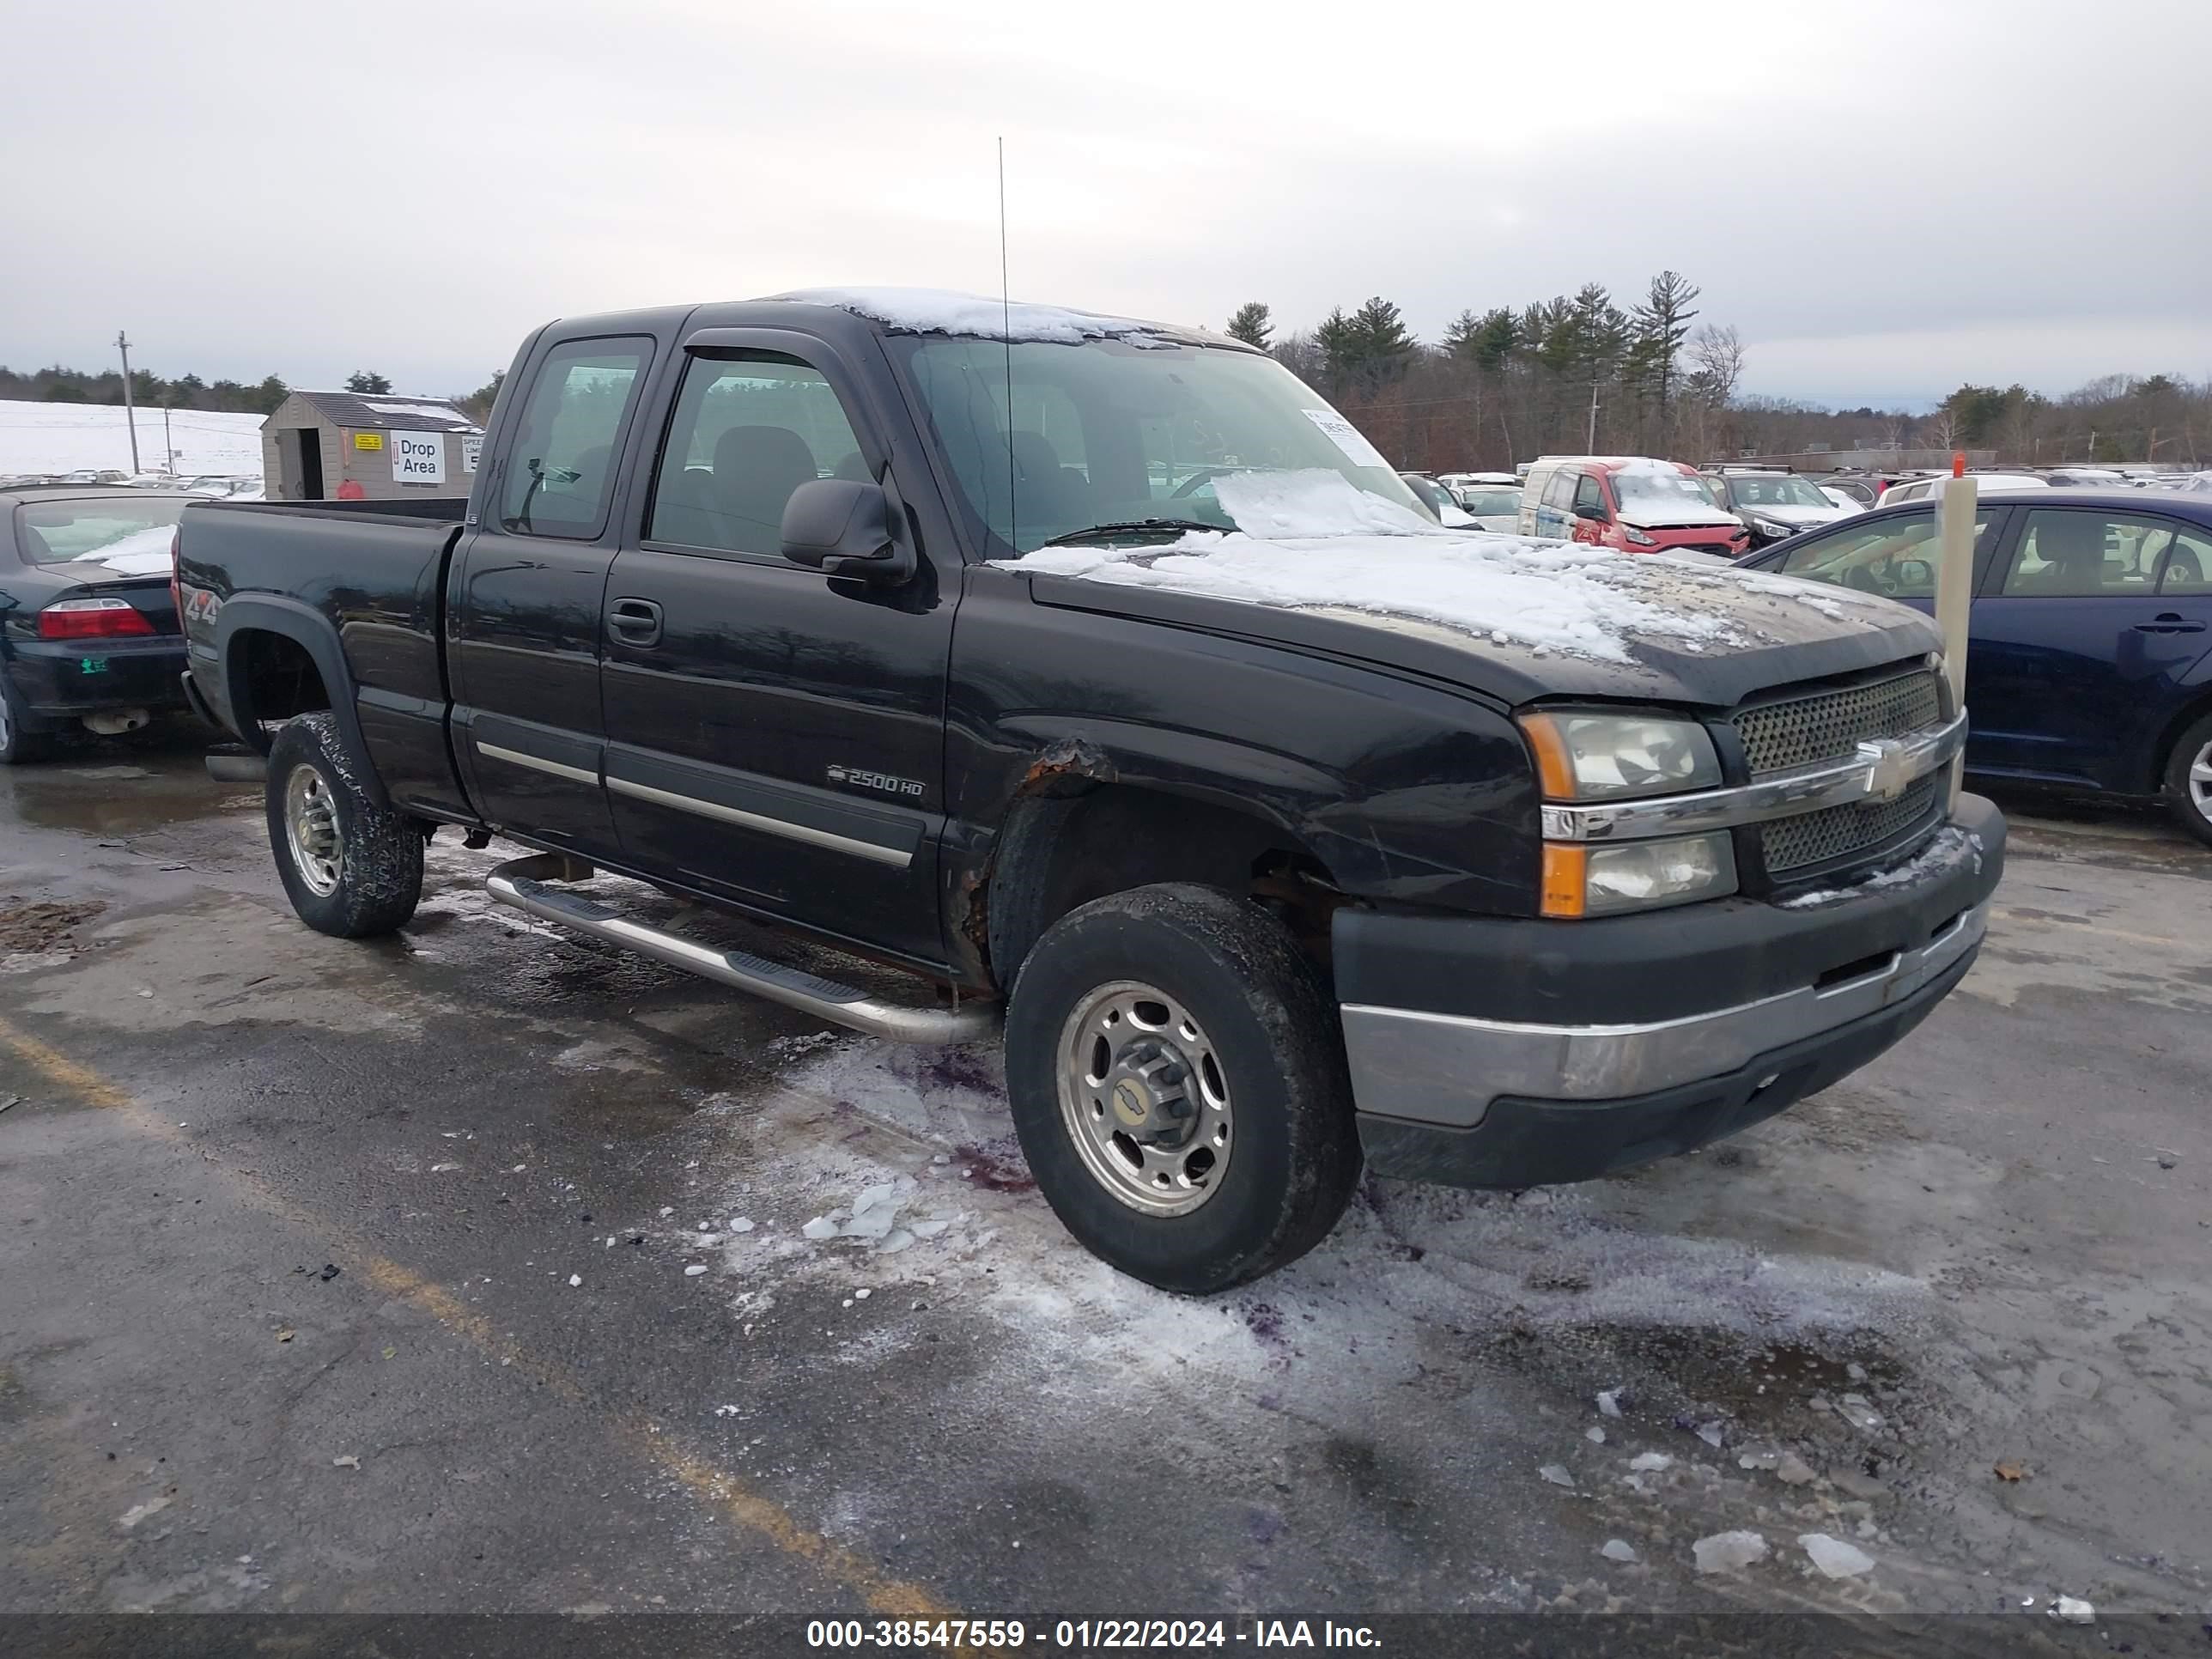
[608,597,663,647]
[2134,614,2207,634]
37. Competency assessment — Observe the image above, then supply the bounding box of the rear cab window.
[497,337,653,538]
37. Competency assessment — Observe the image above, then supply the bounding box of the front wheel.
[265,712,424,937]
[2165,712,2212,849]
[1004,883,1360,1293]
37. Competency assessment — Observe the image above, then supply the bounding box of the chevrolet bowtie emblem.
[1856,738,1911,802]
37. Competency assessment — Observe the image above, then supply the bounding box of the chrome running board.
[484,854,996,1044]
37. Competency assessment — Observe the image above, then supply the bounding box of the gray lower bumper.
[1341,898,1987,1129]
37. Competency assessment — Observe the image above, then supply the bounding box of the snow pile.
[0,399,264,479]
[1213,468,1442,539]
[995,469,1877,664]
[775,287,1176,346]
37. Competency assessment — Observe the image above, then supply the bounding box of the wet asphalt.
[2,723,2209,1632]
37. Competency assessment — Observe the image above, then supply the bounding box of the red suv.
[1520,456,1750,557]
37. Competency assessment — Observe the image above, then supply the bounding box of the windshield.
[1462,487,1520,517]
[1611,465,1720,516]
[1726,474,1831,509]
[15,497,187,564]
[889,336,1427,553]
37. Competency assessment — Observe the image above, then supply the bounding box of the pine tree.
[1630,270,1701,447]
[1315,308,1357,393]
[345,370,393,395]
[1348,296,1413,377]
[462,369,506,421]
[1226,302,1273,349]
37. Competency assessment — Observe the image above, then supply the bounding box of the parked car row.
[1740,488,2212,845]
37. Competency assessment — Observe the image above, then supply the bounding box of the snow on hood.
[1748,503,1850,527]
[70,525,176,577]
[773,287,1177,346]
[994,469,1887,665]
[1619,505,1747,528]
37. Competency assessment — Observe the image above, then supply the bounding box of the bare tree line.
[1224,291,2207,471]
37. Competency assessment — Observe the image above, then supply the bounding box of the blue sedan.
[1739,489,2212,844]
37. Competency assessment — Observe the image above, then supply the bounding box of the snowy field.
[0,398,264,480]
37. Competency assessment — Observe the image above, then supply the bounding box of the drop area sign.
[392,431,447,484]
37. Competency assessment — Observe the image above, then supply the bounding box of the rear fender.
[215,596,388,807]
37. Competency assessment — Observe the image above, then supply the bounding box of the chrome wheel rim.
[283,764,343,897]
[1056,980,1231,1216]
[0,693,12,750]
[2191,739,2212,817]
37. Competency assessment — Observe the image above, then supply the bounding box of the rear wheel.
[265,713,423,937]
[1004,883,1360,1293]
[2164,712,2212,849]
[0,679,55,765]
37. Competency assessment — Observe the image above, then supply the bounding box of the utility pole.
[161,404,174,476]
[1586,381,1601,452]
[116,331,141,472]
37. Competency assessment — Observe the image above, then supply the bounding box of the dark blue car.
[1740,489,2212,844]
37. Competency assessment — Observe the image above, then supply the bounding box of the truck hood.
[1001,527,1942,708]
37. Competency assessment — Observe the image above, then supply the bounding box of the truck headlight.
[1754,517,1794,539]
[1542,831,1738,918]
[1622,525,1656,546]
[1520,711,1723,801]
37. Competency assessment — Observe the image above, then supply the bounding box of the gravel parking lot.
[3,730,2208,1637]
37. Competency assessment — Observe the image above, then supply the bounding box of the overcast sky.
[4,0,2206,410]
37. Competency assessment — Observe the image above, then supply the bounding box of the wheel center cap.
[1109,1079,1150,1128]
[1106,1041,1194,1145]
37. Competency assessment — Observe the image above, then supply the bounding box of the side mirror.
[1574,502,1610,524]
[1894,557,1936,591]
[780,477,914,582]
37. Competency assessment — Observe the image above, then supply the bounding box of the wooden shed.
[261,392,482,501]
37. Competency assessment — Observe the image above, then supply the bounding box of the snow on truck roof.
[769,287,1221,347]
[994,470,1889,665]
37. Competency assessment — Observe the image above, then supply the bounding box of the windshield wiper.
[1036,518,1219,549]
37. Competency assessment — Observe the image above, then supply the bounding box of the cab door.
[447,334,657,854]
[598,329,957,968]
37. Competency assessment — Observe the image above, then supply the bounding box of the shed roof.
[282,392,480,433]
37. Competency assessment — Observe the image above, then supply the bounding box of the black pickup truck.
[176,289,2004,1291]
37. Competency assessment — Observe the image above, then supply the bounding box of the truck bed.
[176,495,474,817]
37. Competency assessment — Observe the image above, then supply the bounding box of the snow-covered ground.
[0,399,264,480]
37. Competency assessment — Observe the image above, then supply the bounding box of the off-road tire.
[1004,882,1361,1293]
[265,712,423,937]
[2164,711,2212,849]
[0,678,55,764]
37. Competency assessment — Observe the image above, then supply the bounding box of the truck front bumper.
[1334,793,2004,1188]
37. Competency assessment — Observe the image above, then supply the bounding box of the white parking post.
[1935,474,1978,810]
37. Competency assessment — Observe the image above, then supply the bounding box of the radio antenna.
[999,135,1016,550]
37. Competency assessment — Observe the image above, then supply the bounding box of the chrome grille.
[1764,774,1942,875]
[1732,670,1942,776]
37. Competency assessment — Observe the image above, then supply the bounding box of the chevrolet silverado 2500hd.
[175,289,2004,1291]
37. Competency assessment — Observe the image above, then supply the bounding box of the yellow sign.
[353,431,384,452]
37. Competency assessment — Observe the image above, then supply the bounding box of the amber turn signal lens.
[1540,843,1587,919]
[1520,712,1578,800]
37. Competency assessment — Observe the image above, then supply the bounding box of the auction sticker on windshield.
[1301,408,1389,471]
